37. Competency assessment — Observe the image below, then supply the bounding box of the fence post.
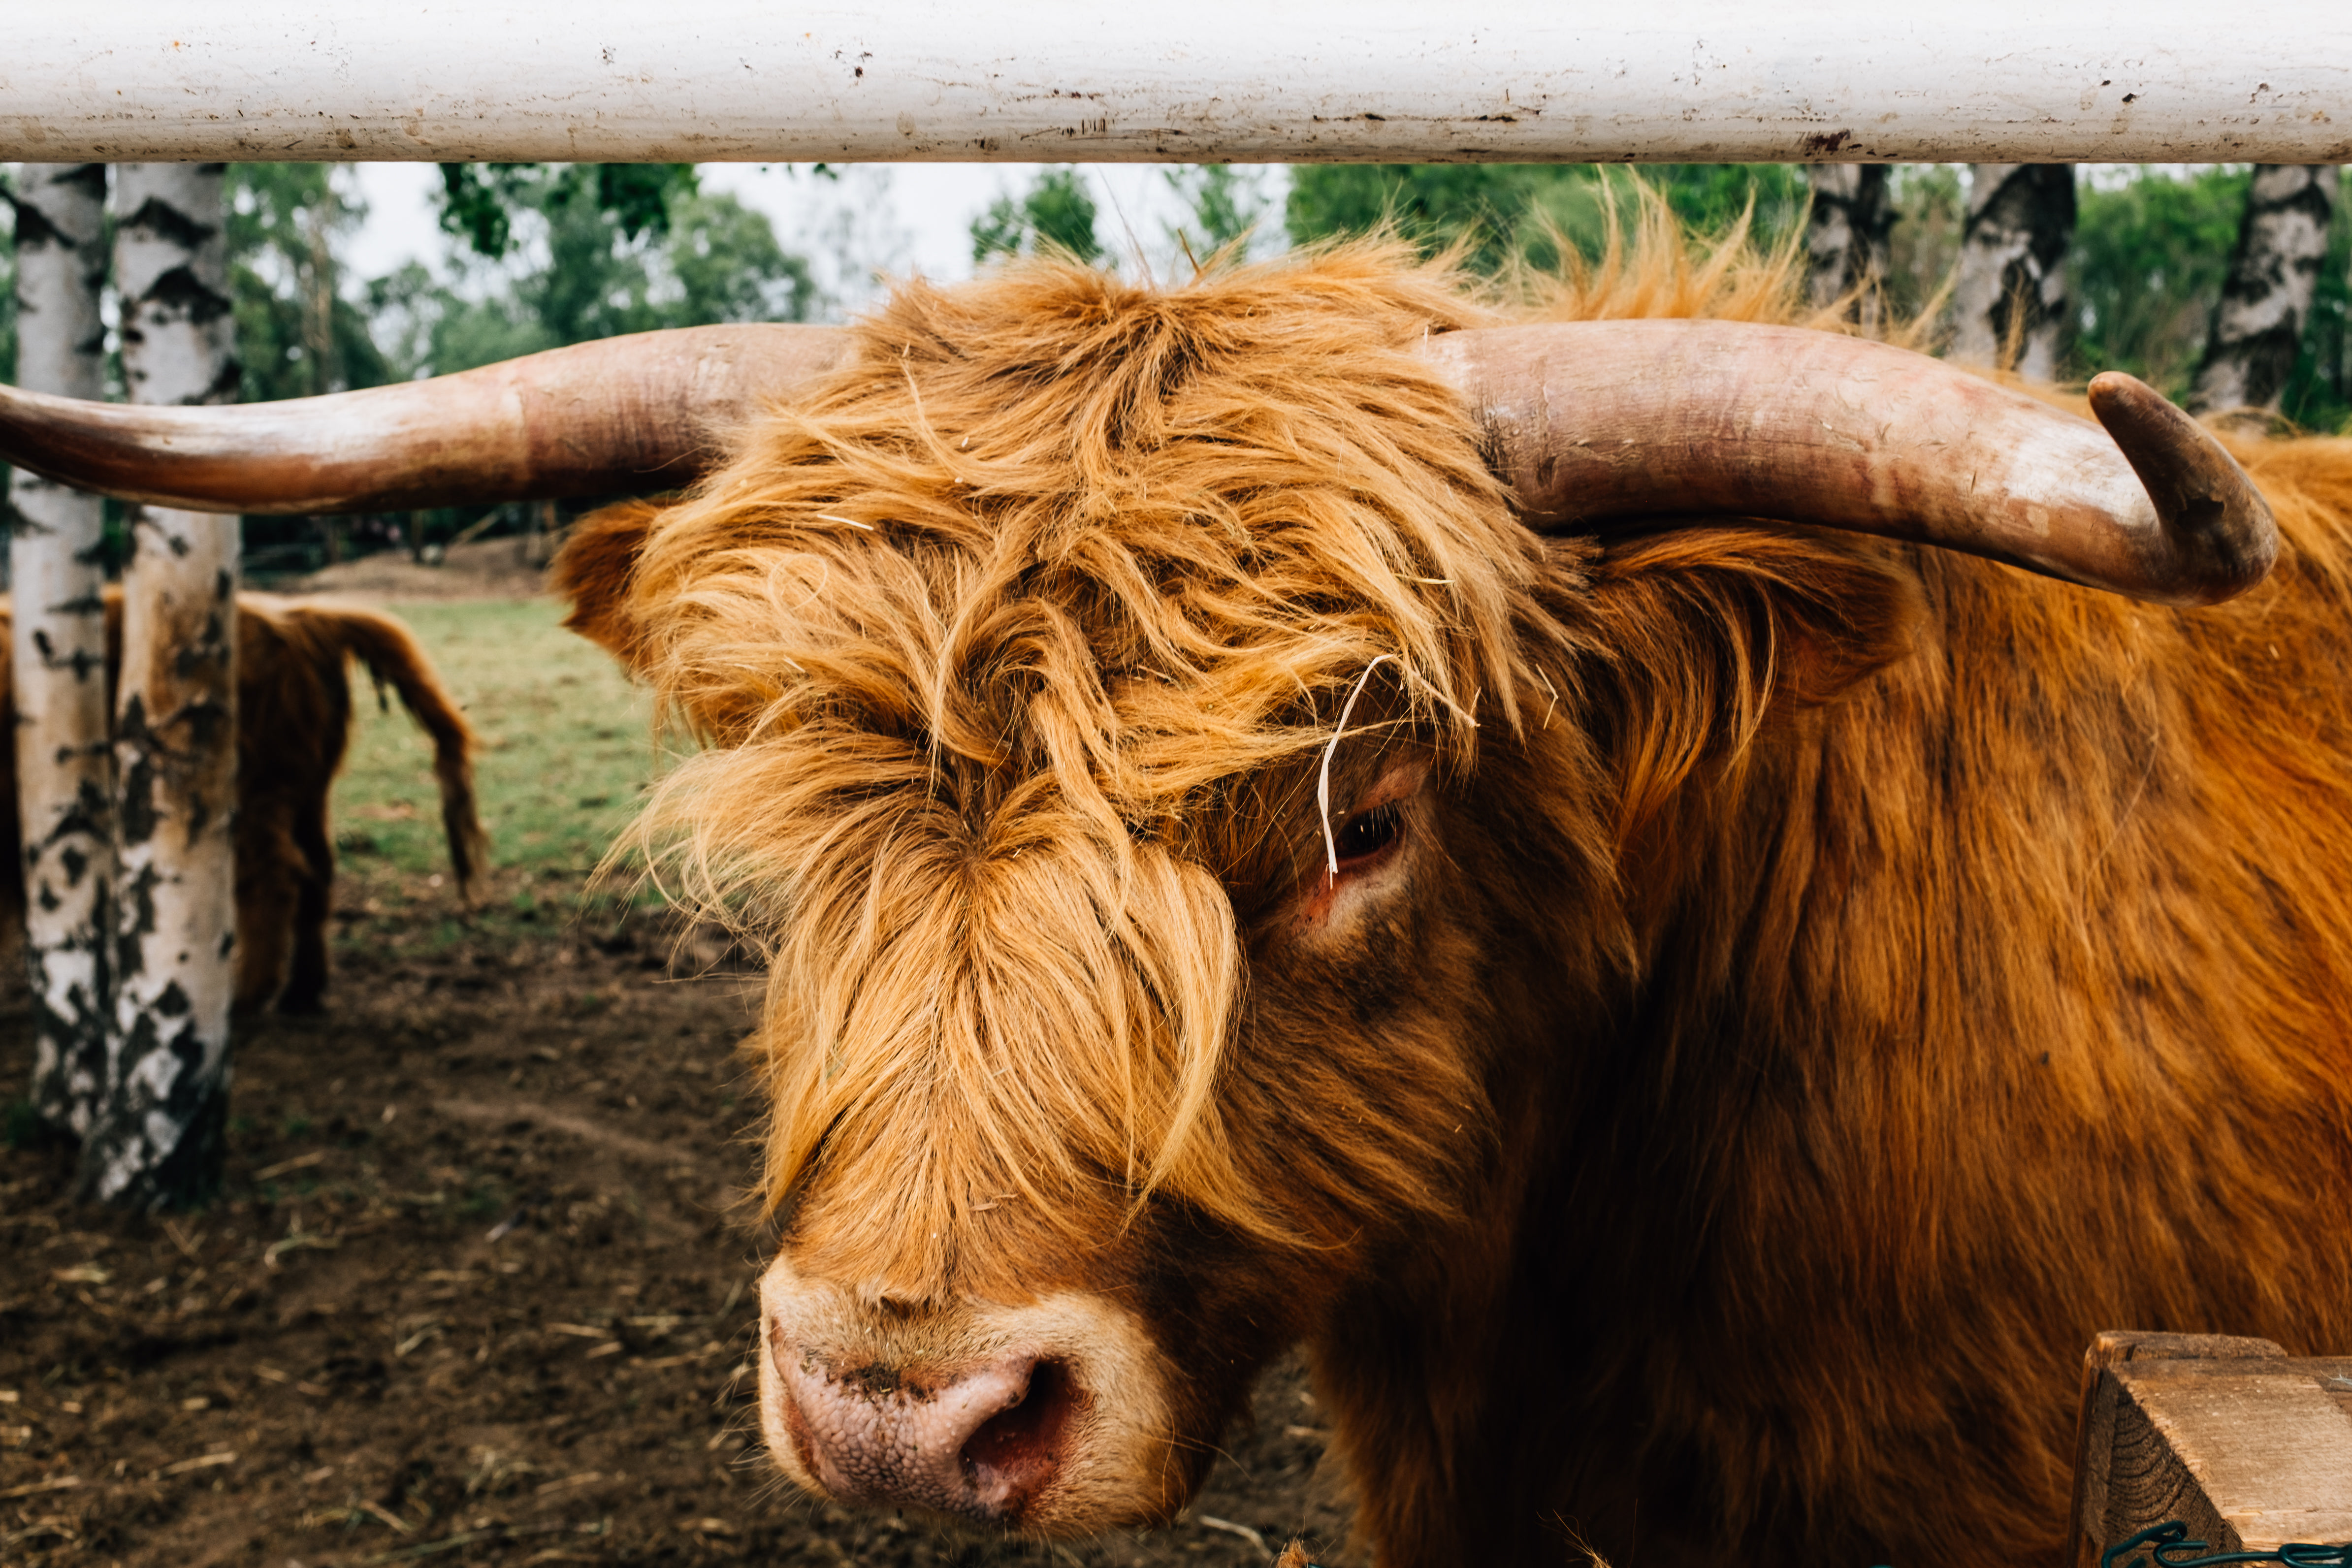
[2068,1330,2352,1566]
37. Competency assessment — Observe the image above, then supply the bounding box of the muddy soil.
[0,924,1353,1567]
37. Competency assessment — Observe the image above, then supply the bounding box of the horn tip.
[2084,368,2278,604]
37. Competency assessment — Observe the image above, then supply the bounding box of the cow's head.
[0,243,2272,1535]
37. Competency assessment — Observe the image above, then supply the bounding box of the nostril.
[961,1358,1078,1503]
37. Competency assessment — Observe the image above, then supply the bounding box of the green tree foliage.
[437,163,700,261]
[406,166,819,377]
[2071,167,2251,399]
[1284,163,1809,274]
[972,167,1103,265]
[227,164,392,402]
[1165,165,1266,258]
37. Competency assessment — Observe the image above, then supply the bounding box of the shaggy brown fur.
[3,593,486,1012]
[554,221,2352,1567]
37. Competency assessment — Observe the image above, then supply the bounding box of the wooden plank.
[2070,1333,2286,1568]
[2070,1333,2352,1565]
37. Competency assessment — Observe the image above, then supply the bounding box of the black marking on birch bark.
[116,694,161,846]
[132,263,235,330]
[39,780,110,858]
[115,860,161,983]
[5,192,69,251]
[73,1012,228,1211]
[32,622,106,681]
[115,194,219,254]
[112,687,231,839]
[29,971,110,1133]
[199,359,244,405]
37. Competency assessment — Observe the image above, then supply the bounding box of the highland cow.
[2,592,485,1012]
[6,230,2349,1568]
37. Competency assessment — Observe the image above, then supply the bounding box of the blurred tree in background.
[228,165,392,402]
[1165,165,1268,259]
[2072,167,2250,402]
[410,162,818,376]
[437,163,698,263]
[972,167,1104,265]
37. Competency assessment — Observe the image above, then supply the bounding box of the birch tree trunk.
[1951,163,2077,380]
[1805,163,1894,331]
[78,163,242,1209]
[2188,165,2341,418]
[9,163,115,1136]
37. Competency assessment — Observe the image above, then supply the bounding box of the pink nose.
[776,1338,1078,1522]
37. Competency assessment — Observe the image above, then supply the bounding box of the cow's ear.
[1566,529,1925,830]
[1580,528,1923,710]
[552,500,663,677]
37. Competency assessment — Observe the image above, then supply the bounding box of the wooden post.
[2068,1331,2352,1566]
[77,162,242,1209]
[8,163,116,1136]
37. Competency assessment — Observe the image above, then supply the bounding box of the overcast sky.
[343,161,1291,316]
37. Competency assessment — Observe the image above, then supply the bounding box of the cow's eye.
[1333,801,1403,866]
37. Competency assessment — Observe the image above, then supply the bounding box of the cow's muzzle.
[776,1343,1082,1523]
[756,1257,1182,1533]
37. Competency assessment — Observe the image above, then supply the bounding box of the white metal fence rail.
[5,2,2348,166]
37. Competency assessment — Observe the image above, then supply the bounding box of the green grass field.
[326,596,667,950]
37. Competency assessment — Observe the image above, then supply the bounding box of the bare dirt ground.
[0,924,1353,1568]
[290,538,550,602]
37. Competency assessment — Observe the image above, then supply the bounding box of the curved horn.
[0,324,851,516]
[1419,320,2277,607]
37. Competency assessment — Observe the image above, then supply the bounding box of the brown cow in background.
[2,593,485,1012]
[5,219,2349,1567]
